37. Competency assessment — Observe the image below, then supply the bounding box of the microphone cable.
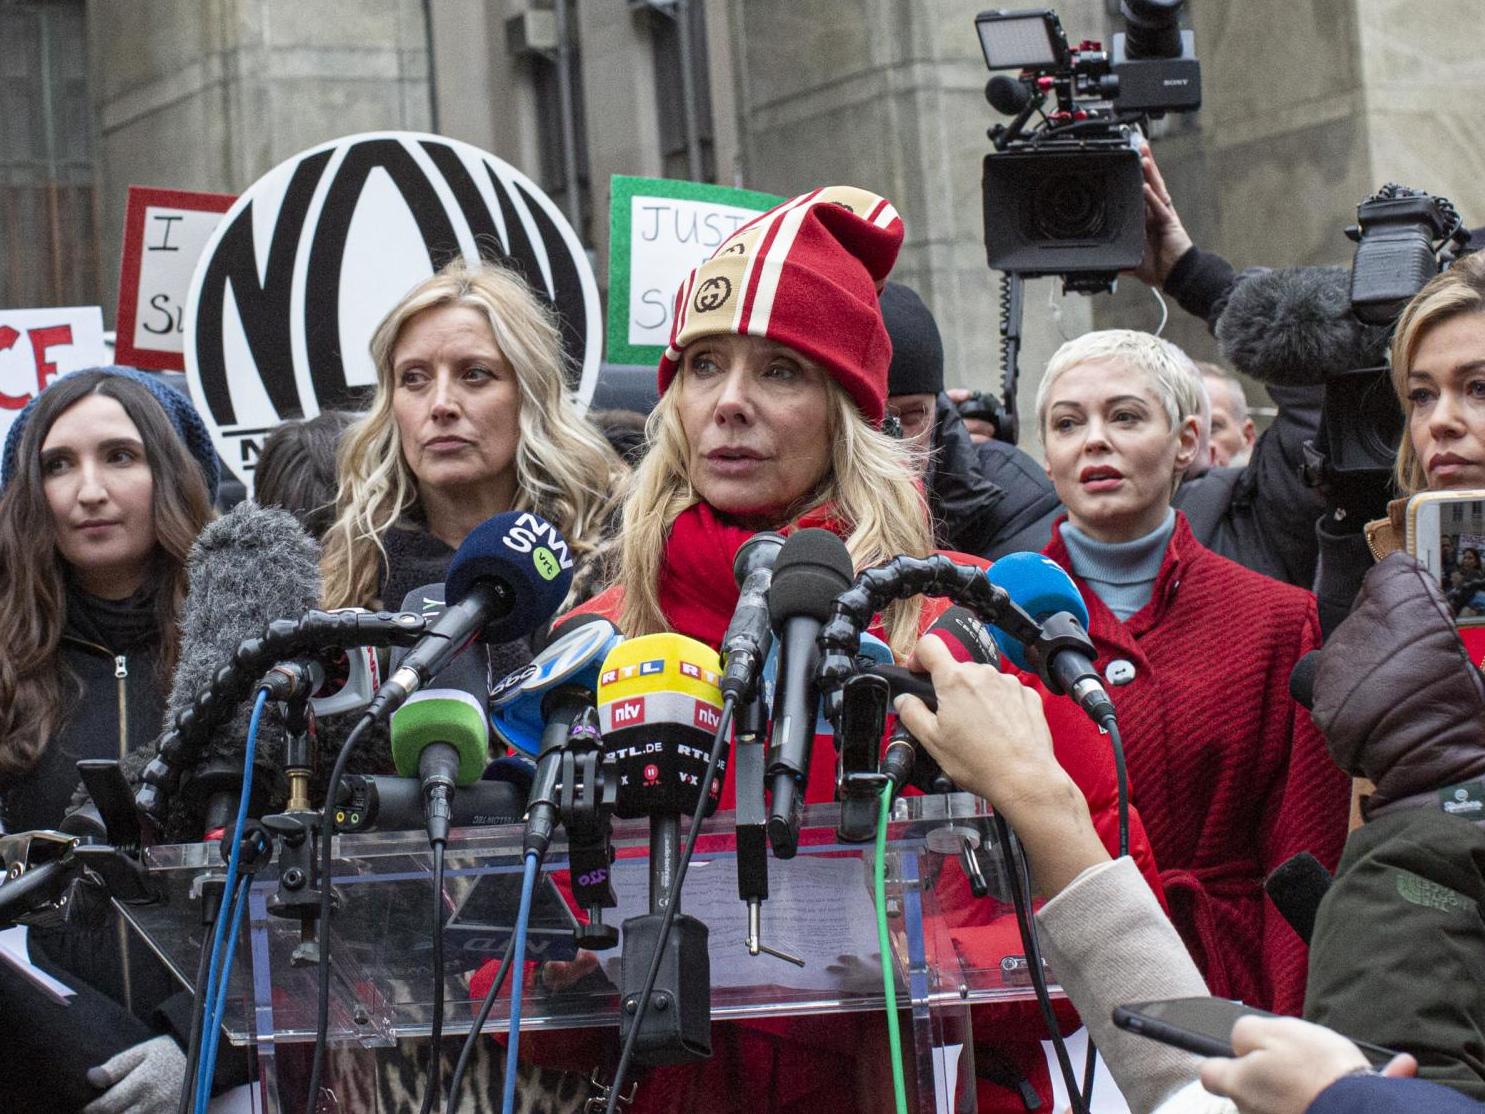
[601,694,737,1114]
[305,706,378,1114]
[499,850,542,1114]
[419,838,449,1114]
[184,685,269,1114]
[874,784,909,1114]
[994,809,1089,1114]
[196,873,251,1114]
[444,936,517,1114]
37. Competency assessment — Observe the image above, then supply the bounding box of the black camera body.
[977,2,1201,294]
[1317,185,1470,490]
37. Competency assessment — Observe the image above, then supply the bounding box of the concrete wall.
[724,0,1111,457]
[88,0,432,323]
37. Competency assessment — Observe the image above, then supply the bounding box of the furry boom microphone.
[1215,265,1392,387]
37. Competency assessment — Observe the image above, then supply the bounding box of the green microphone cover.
[390,689,490,785]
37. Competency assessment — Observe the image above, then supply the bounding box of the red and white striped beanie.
[658,186,903,424]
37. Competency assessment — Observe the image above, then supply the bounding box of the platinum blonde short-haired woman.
[1034,329,1348,1017]
[537,187,1164,1114]
[320,258,625,614]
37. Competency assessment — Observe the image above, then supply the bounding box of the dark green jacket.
[1305,807,1485,1097]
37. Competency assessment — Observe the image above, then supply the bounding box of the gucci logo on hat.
[719,242,748,256]
[694,276,732,313]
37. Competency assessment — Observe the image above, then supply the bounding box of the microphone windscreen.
[390,689,490,785]
[597,633,725,818]
[767,529,855,627]
[1263,851,1333,945]
[490,615,622,755]
[1289,650,1321,711]
[149,502,321,837]
[926,606,1001,668]
[986,74,1031,115]
[446,511,575,642]
[983,551,1091,670]
[732,531,787,586]
[1216,266,1391,386]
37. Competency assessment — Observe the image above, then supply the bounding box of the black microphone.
[1264,851,1333,945]
[1289,650,1321,711]
[368,511,575,720]
[766,529,855,859]
[719,532,786,703]
[143,502,321,840]
[392,583,493,701]
[986,74,1032,115]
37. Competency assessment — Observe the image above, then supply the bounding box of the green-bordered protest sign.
[606,175,782,367]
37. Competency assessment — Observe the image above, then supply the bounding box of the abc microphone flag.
[596,634,726,819]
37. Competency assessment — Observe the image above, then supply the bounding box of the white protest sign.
[115,186,236,371]
[0,305,109,444]
[605,176,781,365]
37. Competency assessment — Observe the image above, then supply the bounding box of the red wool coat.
[1044,513,1351,1015]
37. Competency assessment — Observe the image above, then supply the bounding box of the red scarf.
[656,502,847,648]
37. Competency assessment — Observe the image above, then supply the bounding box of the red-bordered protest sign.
[115,186,236,371]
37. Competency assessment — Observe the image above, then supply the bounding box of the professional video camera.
[977,1,1201,295]
[1310,183,1472,496]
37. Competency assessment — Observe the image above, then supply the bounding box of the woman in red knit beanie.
[540,189,1168,1113]
[1036,328,1351,1017]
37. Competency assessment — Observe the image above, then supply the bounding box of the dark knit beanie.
[657,186,903,423]
[881,282,944,397]
[1,366,221,503]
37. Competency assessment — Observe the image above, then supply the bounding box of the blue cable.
[193,685,268,1113]
[196,875,250,1113]
[499,851,542,1114]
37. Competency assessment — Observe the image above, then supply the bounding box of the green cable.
[875,786,909,1114]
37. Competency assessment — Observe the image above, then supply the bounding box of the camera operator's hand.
[946,388,997,443]
[1128,143,1195,289]
[894,636,1109,896]
[1198,1016,1416,1114]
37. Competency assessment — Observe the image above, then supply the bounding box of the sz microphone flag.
[596,634,726,819]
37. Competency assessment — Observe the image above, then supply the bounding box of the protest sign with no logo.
[115,187,237,371]
[605,176,781,367]
[0,306,110,446]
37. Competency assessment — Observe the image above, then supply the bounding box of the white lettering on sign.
[0,306,109,446]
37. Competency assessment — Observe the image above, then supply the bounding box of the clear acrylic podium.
[124,795,1051,1113]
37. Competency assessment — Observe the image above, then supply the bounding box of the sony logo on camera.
[975,1,1202,295]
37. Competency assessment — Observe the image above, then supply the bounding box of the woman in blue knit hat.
[0,368,217,1113]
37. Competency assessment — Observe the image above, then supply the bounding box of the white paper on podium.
[0,925,76,1005]
[602,854,887,991]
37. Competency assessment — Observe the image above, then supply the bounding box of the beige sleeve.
[1035,856,1211,1114]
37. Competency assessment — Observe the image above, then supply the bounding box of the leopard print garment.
[319,1037,590,1114]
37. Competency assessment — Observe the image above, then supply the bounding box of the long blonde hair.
[1389,253,1485,495]
[616,378,933,657]
[321,260,624,608]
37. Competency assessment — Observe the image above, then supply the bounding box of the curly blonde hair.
[616,376,933,657]
[321,260,624,608]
